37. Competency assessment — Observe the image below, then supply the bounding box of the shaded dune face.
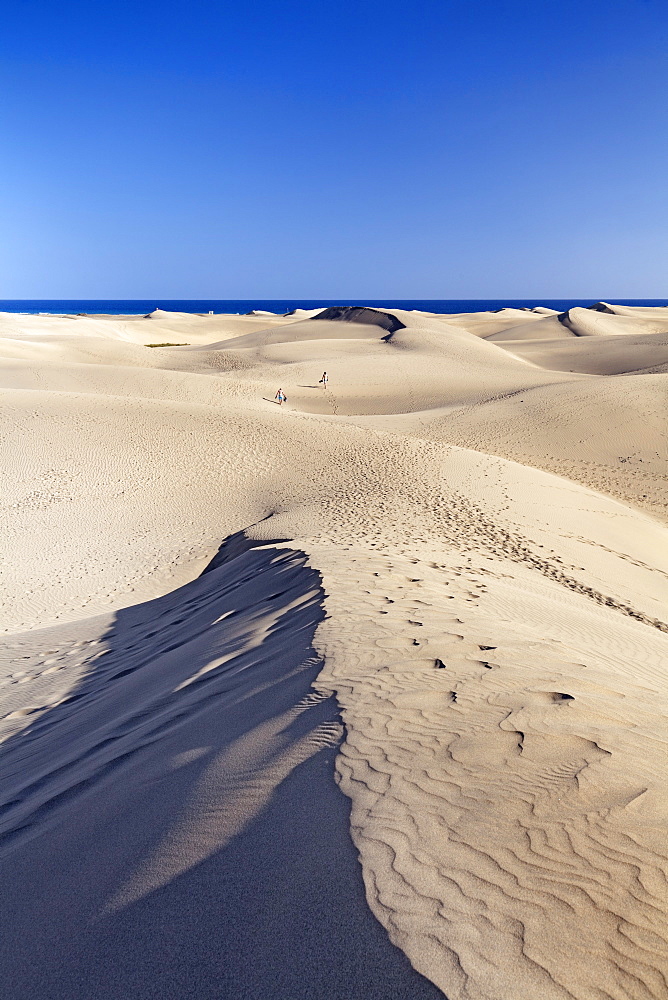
[0,538,444,1000]
[1,303,667,1000]
[0,538,327,852]
[315,306,407,335]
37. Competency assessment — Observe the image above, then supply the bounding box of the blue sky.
[1,0,666,297]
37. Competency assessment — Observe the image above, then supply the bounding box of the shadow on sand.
[0,533,445,1000]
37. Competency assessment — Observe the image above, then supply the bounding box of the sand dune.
[424,374,668,517]
[435,307,553,339]
[560,306,668,338]
[1,304,666,1000]
[486,313,577,341]
[213,317,391,349]
[486,303,668,343]
[495,331,668,374]
[593,301,668,319]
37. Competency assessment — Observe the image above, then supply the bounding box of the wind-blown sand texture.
[1,303,667,999]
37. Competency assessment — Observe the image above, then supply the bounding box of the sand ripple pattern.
[3,304,668,999]
[312,546,668,1000]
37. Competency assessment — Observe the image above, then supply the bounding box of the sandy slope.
[0,304,667,1000]
[496,332,668,375]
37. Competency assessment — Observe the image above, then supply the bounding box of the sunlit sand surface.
[1,303,667,999]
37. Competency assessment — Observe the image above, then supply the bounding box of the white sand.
[0,304,666,999]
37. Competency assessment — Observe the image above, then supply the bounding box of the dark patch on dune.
[315,306,406,335]
[588,302,616,313]
[556,310,582,336]
[0,529,445,1000]
[200,526,288,575]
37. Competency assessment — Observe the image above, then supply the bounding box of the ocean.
[1,299,667,316]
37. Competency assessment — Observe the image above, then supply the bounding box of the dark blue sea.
[1,299,667,316]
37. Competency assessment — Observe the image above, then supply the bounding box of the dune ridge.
[1,303,667,999]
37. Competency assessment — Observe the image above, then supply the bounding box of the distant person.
[275,388,286,405]
[319,372,329,387]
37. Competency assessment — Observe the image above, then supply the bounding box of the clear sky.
[1,0,667,298]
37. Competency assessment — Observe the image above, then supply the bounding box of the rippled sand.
[1,303,667,999]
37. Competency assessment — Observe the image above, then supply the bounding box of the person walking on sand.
[275,388,286,405]
[319,371,328,388]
